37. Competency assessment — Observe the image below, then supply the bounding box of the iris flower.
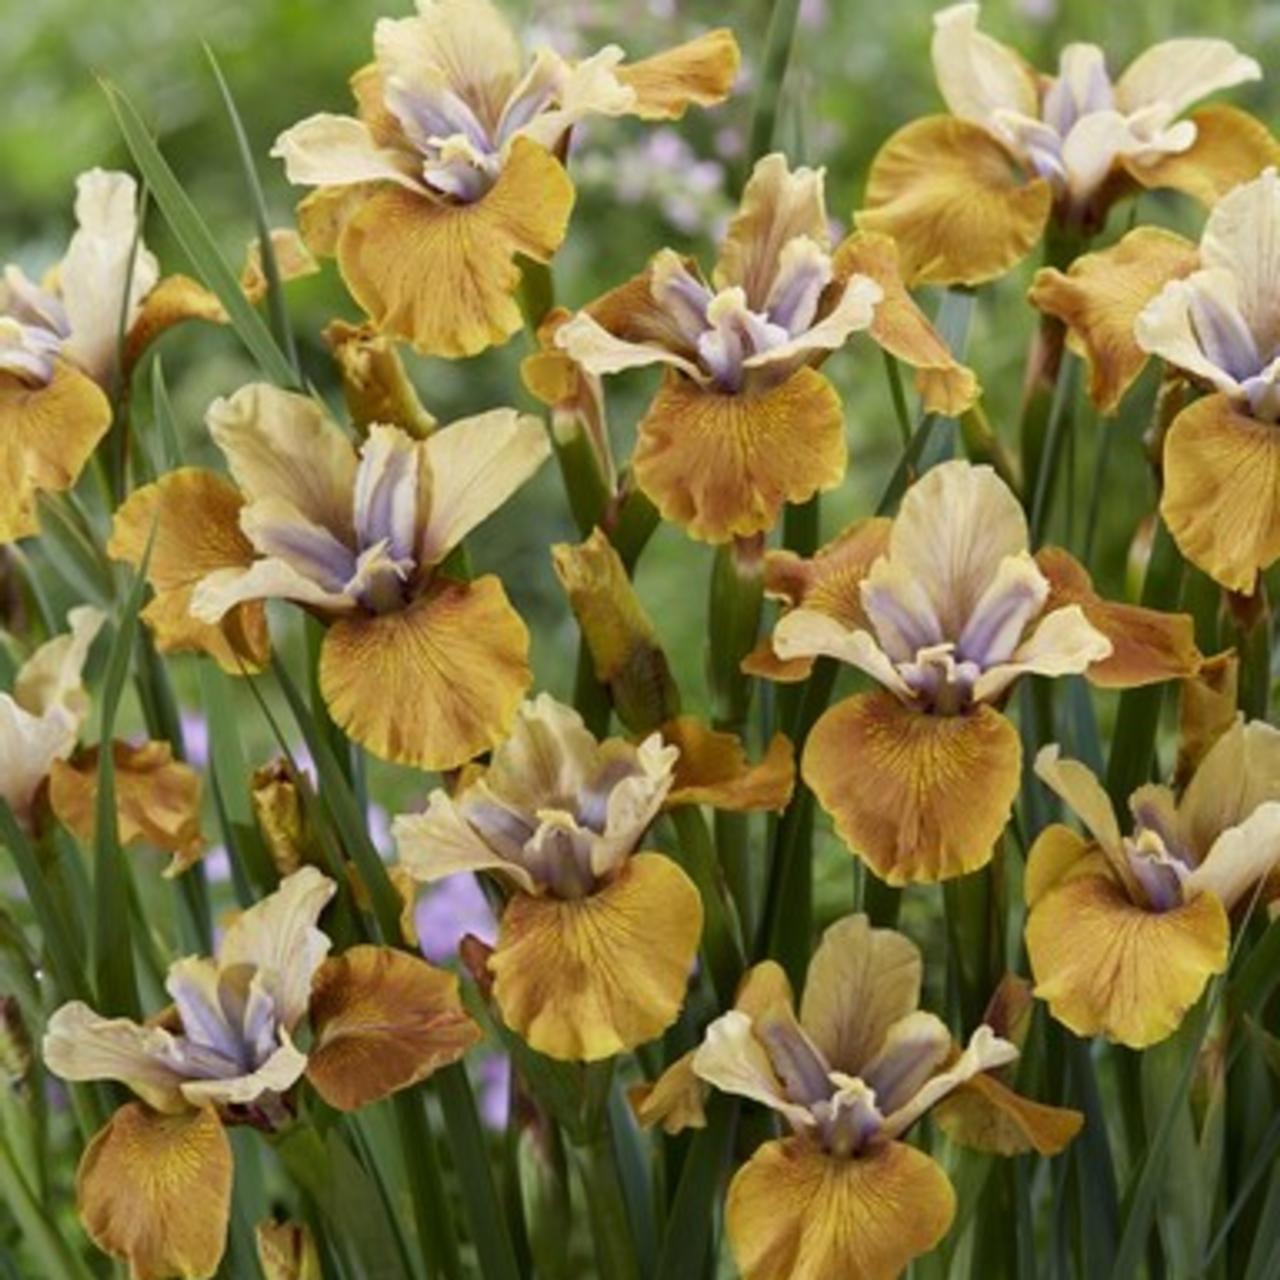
[396,694,792,1060]
[1031,168,1280,591]
[859,2,1267,285]
[273,0,739,358]
[1027,718,1280,1048]
[768,460,1199,883]
[662,915,1074,1280]
[557,152,979,542]
[0,606,202,872]
[0,169,222,542]
[109,383,548,770]
[44,867,479,1279]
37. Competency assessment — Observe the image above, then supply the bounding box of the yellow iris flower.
[556,152,980,543]
[109,383,549,771]
[43,867,479,1279]
[1027,715,1280,1049]
[272,0,739,358]
[766,459,1199,883]
[1033,168,1280,592]
[643,914,1075,1280]
[859,2,1270,286]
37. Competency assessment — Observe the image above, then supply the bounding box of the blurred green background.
[3,0,1278,896]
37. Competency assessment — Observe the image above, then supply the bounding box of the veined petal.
[191,557,355,622]
[931,3,1038,127]
[482,694,600,814]
[714,153,829,305]
[239,496,357,591]
[1175,651,1240,788]
[1127,105,1280,207]
[219,866,336,1032]
[798,913,921,1077]
[632,366,846,543]
[1160,393,1280,592]
[179,1038,309,1110]
[43,1003,186,1113]
[1036,546,1200,687]
[320,576,530,770]
[122,275,227,378]
[957,552,1049,668]
[741,275,881,373]
[1135,272,1247,395]
[934,1071,1083,1156]
[1033,745,1122,859]
[663,718,795,812]
[804,691,1022,884]
[615,29,740,121]
[207,384,357,539]
[1024,824,1101,908]
[772,610,913,699]
[553,310,704,381]
[1114,38,1260,119]
[77,1103,232,1280]
[833,231,980,415]
[1185,802,1280,911]
[490,852,701,1061]
[691,1010,812,1132]
[972,604,1112,704]
[1027,869,1228,1047]
[271,114,425,192]
[764,518,892,621]
[108,468,269,674]
[1180,718,1280,860]
[1028,227,1200,414]
[725,1137,955,1280]
[418,410,549,566]
[858,1010,953,1114]
[0,362,112,543]
[306,945,481,1110]
[49,741,203,877]
[353,426,421,562]
[857,115,1052,287]
[335,136,574,358]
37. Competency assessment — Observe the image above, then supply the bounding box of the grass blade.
[101,79,298,388]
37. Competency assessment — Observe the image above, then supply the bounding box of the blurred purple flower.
[800,0,828,26]
[180,711,209,768]
[366,803,392,856]
[475,1054,511,1130]
[415,873,497,964]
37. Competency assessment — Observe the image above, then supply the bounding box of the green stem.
[392,1091,463,1280]
[1029,355,1080,546]
[669,806,744,1006]
[882,351,913,449]
[574,1127,641,1280]
[0,1133,95,1280]
[744,0,803,169]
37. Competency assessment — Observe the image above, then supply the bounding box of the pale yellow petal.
[1180,717,1280,859]
[271,114,425,192]
[663,718,795,813]
[1115,39,1260,119]
[930,3,1039,126]
[615,29,740,121]
[13,604,102,722]
[1185,802,1280,911]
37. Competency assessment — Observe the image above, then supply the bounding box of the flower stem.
[745,0,803,171]
[573,1125,641,1280]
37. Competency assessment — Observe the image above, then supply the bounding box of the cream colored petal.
[1060,111,1144,202]
[889,459,1030,638]
[178,1036,309,1108]
[1033,745,1123,857]
[1181,717,1280,858]
[972,604,1112,703]
[217,866,337,1031]
[190,558,354,622]
[271,114,426,192]
[880,1024,1018,1140]
[418,410,549,566]
[771,608,914,699]
[1198,168,1280,353]
[393,790,539,894]
[1115,39,1261,119]
[595,737,677,876]
[238,496,356,591]
[714,153,829,305]
[1185,802,1280,911]
[859,1009,953,1115]
[13,604,103,722]
[42,1002,185,1111]
[691,1010,814,1133]
[207,383,358,537]
[58,169,160,386]
[483,694,600,811]
[554,311,704,381]
[0,695,78,822]
[931,3,1039,128]
[512,47,635,150]
[1135,272,1248,395]
[740,274,881,372]
[798,913,922,1077]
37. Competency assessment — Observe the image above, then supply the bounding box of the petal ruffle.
[319,575,531,771]
[0,362,111,544]
[107,468,269,674]
[335,137,575,358]
[306,944,481,1110]
[616,29,741,121]
[1026,870,1228,1048]
[725,1136,955,1280]
[1161,393,1280,592]
[122,275,227,377]
[1126,105,1280,207]
[833,231,980,415]
[1036,545,1201,688]
[934,1072,1083,1156]
[1028,227,1200,414]
[663,717,795,812]
[77,1103,232,1280]
[632,367,845,543]
[804,690,1021,884]
[857,115,1052,287]
[628,1049,708,1134]
[490,852,702,1061]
